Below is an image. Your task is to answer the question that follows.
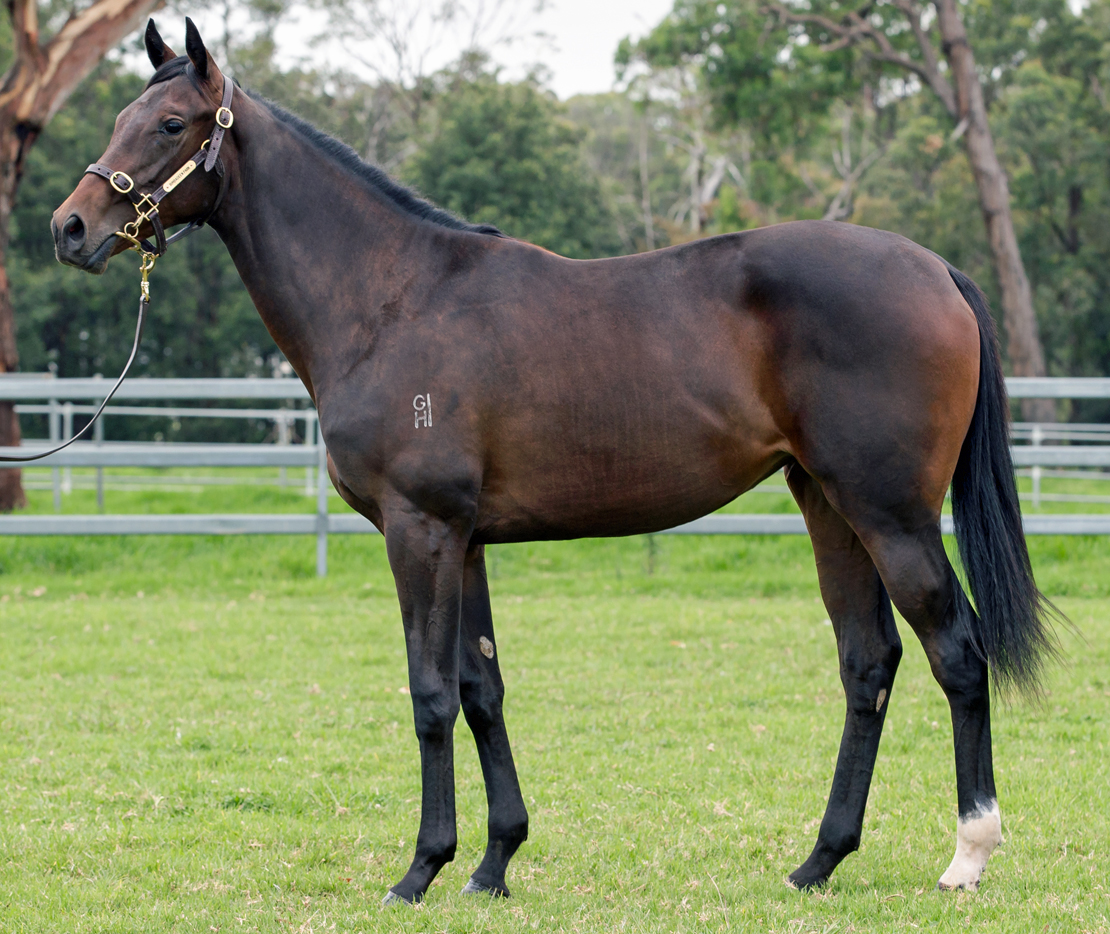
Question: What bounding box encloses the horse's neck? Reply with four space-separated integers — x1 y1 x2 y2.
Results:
209 102 433 396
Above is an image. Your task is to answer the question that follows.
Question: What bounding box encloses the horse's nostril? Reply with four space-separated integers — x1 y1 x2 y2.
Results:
63 214 86 249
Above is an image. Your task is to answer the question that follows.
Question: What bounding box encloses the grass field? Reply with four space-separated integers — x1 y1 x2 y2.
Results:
0 476 1108 932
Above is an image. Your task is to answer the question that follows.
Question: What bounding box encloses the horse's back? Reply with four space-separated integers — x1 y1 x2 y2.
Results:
455 222 979 540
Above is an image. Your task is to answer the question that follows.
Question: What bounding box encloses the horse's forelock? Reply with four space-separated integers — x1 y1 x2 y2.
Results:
145 56 203 91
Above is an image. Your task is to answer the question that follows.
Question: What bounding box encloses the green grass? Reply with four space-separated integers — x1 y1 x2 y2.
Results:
0 478 1108 932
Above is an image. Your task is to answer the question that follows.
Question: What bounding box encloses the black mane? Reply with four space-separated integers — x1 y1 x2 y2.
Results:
146 59 502 238
259 98 503 237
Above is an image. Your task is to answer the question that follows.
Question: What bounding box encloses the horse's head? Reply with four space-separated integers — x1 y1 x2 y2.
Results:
53 18 230 273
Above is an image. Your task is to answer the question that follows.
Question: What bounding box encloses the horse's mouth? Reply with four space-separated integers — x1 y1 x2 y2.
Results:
56 234 117 274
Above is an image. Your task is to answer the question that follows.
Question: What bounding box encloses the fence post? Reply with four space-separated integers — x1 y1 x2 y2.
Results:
94 401 105 513
304 411 316 497
1032 423 1043 510
49 398 60 512
316 420 328 578
62 402 73 495
277 412 290 487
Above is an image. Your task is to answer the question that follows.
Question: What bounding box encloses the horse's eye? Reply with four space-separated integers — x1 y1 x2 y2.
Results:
162 120 186 136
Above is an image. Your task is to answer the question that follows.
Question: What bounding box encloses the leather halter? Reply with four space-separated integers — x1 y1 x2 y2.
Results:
84 74 235 257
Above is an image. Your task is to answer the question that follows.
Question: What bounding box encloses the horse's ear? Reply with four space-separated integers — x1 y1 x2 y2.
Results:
145 19 177 70
184 17 210 82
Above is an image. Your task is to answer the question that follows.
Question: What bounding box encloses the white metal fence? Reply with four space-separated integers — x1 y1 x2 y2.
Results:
1 375 1109 577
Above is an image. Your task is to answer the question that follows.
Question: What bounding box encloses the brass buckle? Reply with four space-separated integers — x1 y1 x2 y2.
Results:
215 107 234 129
122 195 158 240
110 171 135 194
133 193 157 219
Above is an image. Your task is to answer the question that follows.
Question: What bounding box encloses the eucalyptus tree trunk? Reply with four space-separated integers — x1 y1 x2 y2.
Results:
0 0 163 509
0 123 32 509
769 0 1054 421
934 0 1054 422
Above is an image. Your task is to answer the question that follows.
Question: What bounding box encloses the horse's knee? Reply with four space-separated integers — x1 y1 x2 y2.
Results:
410 682 460 742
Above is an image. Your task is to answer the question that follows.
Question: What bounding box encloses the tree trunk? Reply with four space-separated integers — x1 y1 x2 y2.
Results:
0 0 164 510
935 0 1054 422
0 120 36 510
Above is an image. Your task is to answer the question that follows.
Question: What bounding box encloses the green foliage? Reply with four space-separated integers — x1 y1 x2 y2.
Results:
614 0 1110 387
403 70 622 258
621 0 864 147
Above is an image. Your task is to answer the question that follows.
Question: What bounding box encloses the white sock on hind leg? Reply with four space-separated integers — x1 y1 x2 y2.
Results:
937 800 1002 891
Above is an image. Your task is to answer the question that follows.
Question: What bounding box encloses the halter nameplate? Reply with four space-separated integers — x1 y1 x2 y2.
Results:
161 158 199 194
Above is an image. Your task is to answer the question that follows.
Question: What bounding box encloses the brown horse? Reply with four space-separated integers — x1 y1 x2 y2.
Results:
52 18 1055 903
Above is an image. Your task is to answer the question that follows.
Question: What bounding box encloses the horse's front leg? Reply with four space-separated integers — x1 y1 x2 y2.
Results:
382 509 472 904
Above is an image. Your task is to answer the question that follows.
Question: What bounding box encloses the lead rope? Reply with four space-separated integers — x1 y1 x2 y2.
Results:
0 75 234 464
0 249 152 463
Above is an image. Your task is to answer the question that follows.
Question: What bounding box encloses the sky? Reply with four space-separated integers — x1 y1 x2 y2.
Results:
494 0 677 98
184 0 678 101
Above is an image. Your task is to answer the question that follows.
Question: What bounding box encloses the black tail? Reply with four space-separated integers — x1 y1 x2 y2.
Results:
946 263 1059 692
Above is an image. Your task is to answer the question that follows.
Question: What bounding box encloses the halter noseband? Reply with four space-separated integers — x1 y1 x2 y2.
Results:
85 74 235 258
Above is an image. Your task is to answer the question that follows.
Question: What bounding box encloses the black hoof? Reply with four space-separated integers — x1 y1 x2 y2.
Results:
382 889 420 906
462 877 510 898
787 869 829 891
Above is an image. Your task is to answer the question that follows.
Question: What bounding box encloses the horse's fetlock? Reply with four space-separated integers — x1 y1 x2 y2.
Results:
490 811 529 848
817 821 861 858
417 833 457 866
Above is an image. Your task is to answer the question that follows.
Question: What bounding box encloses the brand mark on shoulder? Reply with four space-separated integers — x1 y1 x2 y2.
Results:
413 393 432 429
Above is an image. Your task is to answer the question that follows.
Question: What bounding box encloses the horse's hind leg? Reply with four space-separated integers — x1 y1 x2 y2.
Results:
861 525 1001 891
458 544 529 896
785 464 903 889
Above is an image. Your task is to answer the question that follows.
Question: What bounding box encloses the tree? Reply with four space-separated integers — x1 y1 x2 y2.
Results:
0 0 163 509
403 67 622 259
749 0 1053 417
627 0 1066 418
617 3 889 236
314 0 548 168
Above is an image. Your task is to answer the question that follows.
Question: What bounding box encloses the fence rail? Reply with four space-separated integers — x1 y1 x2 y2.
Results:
2 375 1110 577
0 375 312 400
0 442 317 468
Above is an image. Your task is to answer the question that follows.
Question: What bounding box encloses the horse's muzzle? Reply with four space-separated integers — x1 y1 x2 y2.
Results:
52 212 115 273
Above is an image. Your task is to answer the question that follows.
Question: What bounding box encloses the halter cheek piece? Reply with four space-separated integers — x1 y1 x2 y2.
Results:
0 77 236 465
84 74 235 258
